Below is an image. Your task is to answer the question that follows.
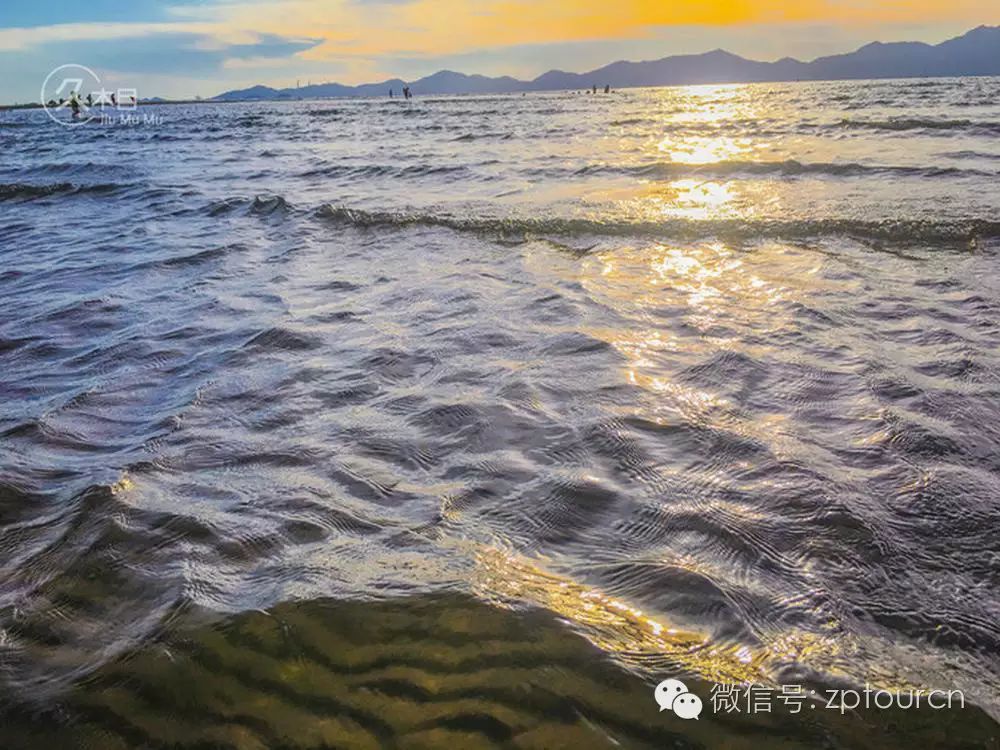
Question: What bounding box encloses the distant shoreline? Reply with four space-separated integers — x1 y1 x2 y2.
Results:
3 70 1000 111
219 71 999 103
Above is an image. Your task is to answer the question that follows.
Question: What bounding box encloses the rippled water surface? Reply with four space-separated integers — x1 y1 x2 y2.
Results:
2 78 1000 746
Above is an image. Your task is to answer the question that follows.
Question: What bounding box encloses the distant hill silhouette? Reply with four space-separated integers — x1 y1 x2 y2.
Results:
215 25 1000 100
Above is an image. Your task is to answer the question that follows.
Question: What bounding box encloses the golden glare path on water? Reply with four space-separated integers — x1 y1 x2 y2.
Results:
495 84 932 694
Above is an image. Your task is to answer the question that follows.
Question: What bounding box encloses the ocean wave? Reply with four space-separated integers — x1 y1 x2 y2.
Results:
569 159 991 180
0 161 137 179
838 118 1000 134
0 182 125 201
452 131 513 141
0 182 74 200
314 204 1000 246
250 194 291 215
200 194 293 216
300 163 473 179
305 108 344 120
939 150 1000 162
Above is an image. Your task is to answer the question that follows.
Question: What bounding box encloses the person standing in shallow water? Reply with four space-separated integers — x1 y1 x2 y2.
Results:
68 91 81 120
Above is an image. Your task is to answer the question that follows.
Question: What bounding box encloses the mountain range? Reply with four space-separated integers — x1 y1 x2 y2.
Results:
215 25 1000 100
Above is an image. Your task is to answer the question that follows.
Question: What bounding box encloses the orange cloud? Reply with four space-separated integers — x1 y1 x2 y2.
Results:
174 0 998 67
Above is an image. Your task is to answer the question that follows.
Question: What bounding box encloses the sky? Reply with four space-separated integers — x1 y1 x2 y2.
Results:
1 0 997 103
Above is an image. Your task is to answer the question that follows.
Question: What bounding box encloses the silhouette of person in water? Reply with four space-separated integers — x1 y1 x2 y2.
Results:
604 85 610 94
68 91 81 120
389 88 394 98
403 86 411 100
86 93 93 107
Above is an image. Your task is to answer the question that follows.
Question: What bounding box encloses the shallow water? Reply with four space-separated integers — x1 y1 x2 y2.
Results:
2 594 996 749
1 78 1000 745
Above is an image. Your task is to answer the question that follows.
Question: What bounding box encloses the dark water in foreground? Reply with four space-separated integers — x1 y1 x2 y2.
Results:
2 595 997 749
1 78 1000 747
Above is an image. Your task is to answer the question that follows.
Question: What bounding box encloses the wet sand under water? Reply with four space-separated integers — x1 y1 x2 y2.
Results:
0 594 996 750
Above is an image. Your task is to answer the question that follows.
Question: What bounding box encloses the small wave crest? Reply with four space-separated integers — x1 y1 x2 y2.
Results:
314 204 1000 246
571 159 991 180
838 117 1000 135
0 182 124 201
300 163 471 180
451 131 513 142
202 194 292 216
